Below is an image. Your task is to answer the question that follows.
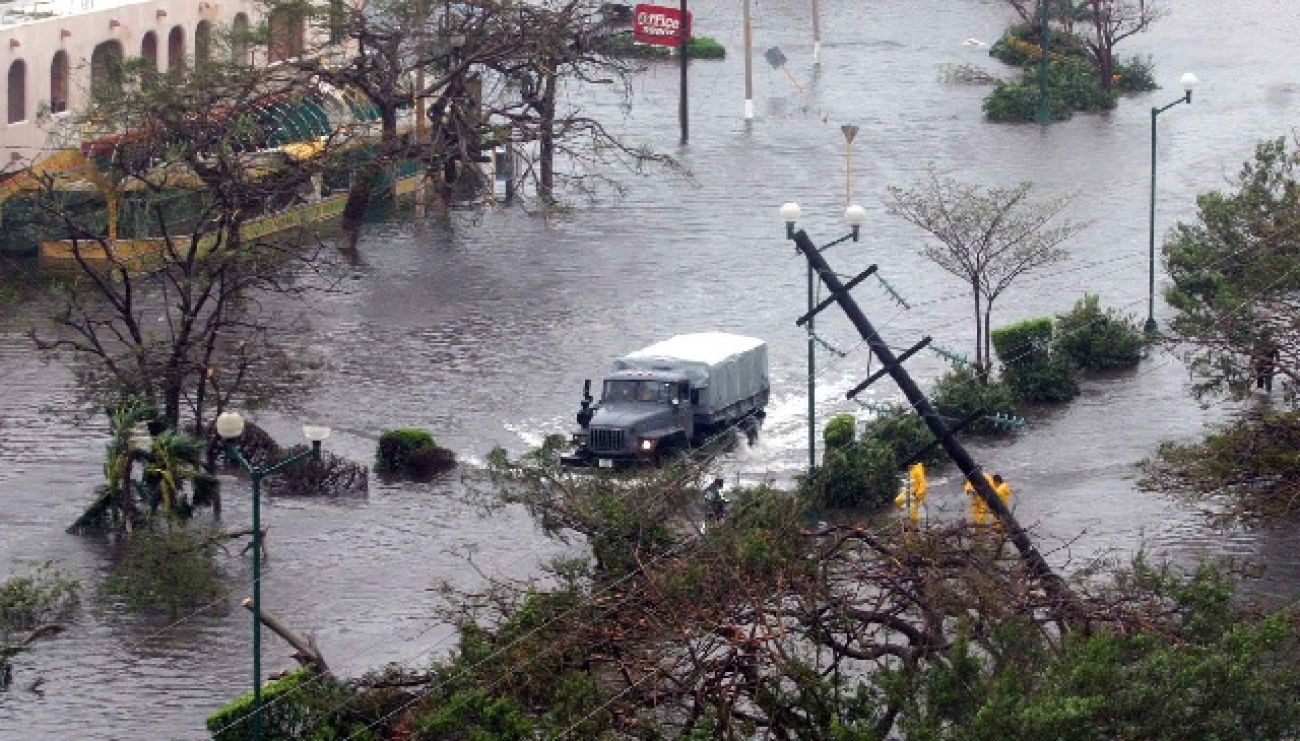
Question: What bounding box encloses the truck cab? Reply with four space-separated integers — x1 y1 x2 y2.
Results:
581 370 695 466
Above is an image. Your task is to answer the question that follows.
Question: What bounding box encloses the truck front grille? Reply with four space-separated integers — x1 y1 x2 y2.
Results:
588 428 625 452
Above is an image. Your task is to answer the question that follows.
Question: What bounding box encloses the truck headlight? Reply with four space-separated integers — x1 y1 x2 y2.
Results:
638 437 657 453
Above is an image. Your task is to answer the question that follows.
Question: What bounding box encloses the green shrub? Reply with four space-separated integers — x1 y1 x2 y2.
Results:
988 31 1033 66
1053 294 1145 371
984 60 1115 122
815 441 898 510
0 563 79 638
860 409 947 467
684 36 726 59
931 367 1017 435
376 428 454 476
823 414 857 450
604 33 670 59
988 24 1091 68
811 416 900 509
992 317 1054 369
993 317 1080 402
1113 54 1157 93
1005 356 1080 402
103 524 227 616
206 668 380 741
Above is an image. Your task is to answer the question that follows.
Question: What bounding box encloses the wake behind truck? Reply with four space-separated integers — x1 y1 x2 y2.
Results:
561 333 770 468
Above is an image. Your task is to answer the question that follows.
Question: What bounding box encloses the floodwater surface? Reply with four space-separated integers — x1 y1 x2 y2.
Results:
3 0 1299 737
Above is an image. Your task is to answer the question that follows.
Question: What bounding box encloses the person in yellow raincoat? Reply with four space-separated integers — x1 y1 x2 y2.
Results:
894 462 928 523
964 472 1011 526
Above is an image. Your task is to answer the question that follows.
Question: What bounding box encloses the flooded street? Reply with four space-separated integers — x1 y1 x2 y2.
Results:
3 0 1300 736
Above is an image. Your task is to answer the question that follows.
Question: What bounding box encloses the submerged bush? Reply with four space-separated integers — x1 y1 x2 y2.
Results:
1114 54 1157 93
812 415 900 509
986 60 1117 122
1144 411 1300 520
931 367 1017 435
860 408 948 467
993 317 1080 402
103 524 227 616
685 36 726 60
0 563 79 638
1053 293 1145 371
376 428 454 476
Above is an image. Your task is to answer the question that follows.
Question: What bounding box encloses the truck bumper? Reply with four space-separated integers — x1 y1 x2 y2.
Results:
560 449 654 469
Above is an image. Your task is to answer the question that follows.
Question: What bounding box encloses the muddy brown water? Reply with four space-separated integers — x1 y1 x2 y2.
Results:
3 0 1300 736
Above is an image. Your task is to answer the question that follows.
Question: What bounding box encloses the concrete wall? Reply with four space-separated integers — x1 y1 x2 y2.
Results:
1 0 264 170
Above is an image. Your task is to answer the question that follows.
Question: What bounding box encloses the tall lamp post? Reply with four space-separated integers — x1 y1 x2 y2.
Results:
216 412 331 741
1145 71 1199 335
781 202 866 475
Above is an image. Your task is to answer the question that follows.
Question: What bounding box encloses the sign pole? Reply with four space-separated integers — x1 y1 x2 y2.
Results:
679 0 689 142
811 0 822 65
743 0 753 120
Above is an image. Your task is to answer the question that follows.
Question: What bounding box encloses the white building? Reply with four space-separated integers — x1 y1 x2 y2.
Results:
0 0 317 171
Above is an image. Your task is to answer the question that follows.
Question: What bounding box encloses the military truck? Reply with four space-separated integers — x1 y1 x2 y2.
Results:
562 333 770 468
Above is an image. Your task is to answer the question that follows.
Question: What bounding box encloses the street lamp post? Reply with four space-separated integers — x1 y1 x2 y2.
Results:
781 202 866 475
1145 71 1199 335
216 412 331 741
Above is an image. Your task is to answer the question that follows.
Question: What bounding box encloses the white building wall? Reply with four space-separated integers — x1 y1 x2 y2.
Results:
1 0 265 170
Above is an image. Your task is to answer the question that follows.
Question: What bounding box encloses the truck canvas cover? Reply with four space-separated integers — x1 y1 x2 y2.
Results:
613 333 769 416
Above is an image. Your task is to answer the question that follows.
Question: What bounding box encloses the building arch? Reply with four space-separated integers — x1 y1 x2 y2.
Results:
90 40 125 98
141 31 159 72
167 25 185 81
267 6 304 62
7 59 25 123
231 13 250 64
49 51 68 113
195 20 212 69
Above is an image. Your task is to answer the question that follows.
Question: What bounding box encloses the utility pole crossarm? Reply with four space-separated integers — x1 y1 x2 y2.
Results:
789 229 1077 620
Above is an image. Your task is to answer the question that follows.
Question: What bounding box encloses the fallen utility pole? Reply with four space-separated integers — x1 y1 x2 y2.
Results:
790 229 1077 619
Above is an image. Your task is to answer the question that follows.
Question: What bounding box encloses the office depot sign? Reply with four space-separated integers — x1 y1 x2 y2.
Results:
633 4 692 47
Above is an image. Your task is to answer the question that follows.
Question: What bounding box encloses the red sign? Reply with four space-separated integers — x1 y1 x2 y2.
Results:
633 4 692 47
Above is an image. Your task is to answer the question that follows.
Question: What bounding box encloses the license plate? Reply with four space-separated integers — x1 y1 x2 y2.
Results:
598 459 613 468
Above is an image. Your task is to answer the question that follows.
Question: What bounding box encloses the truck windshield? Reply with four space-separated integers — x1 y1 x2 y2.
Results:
603 380 678 404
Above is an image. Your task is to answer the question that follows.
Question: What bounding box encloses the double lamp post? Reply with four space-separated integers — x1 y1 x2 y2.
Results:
779 202 866 475
215 411 331 741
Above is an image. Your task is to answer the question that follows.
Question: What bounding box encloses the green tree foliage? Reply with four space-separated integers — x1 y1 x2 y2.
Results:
1163 136 1300 400
1053 293 1144 371
236 438 1299 739
992 317 1080 402
931 367 1018 435
812 414 900 509
881 564 1300 740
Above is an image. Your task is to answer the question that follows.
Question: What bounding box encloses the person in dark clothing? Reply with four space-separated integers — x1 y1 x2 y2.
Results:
1254 340 1280 392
